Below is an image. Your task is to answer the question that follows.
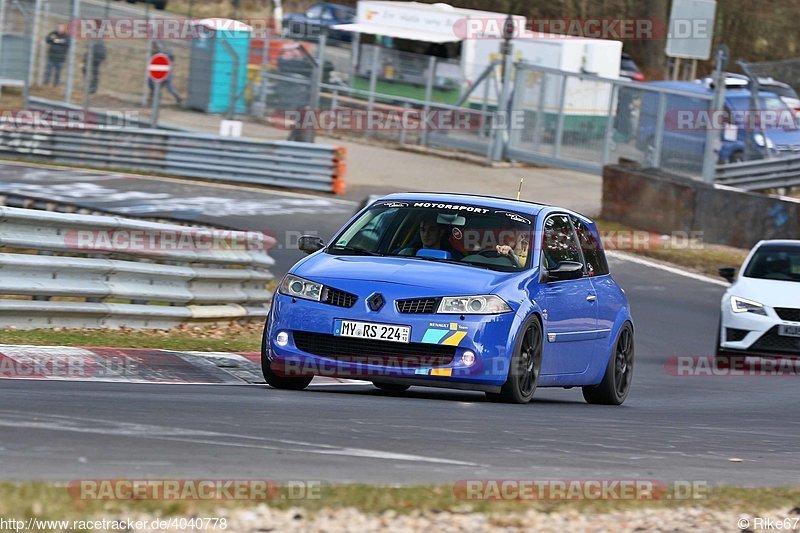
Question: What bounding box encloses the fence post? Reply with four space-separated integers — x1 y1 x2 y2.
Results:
309 29 326 111
420 55 436 146
507 64 525 149
703 47 728 183
37 0 49 86
601 83 618 165
82 35 94 110
532 72 547 151
28 0 42 89
490 49 513 162
552 74 568 158
651 91 667 167
140 2 152 107
366 45 380 138
64 0 79 103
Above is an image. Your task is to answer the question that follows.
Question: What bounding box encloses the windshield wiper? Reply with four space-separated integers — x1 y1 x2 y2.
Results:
403 255 494 271
328 245 382 256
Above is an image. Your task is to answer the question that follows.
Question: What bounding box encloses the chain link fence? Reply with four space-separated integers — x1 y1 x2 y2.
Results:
7 6 746 181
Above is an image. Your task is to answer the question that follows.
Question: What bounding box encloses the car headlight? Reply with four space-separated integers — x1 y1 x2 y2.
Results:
753 133 774 149
279 274 323 301
730 295 767 316
437 295 511 314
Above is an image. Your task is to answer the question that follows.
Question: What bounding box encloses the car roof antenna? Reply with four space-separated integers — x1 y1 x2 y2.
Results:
516 177 525 201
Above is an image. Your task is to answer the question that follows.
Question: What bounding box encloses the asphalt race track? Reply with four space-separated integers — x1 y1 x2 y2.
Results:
2 256 799 485
0 162 797 486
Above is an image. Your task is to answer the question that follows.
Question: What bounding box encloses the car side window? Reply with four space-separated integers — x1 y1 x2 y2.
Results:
573 217 610 277
541 214 583 271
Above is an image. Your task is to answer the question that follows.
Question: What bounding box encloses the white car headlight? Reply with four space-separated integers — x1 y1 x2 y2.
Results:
279 274 323 301
437 295 511 314
730 295 767 316
753 133 765 147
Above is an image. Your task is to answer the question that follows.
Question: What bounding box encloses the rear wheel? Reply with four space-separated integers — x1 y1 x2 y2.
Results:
372 382 410 392
486 318 542 404
583 323 634 405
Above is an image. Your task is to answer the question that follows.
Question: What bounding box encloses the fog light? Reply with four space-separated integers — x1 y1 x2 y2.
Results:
461 350 476 366
275 331 289 347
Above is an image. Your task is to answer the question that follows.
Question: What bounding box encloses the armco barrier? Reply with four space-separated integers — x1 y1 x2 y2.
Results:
716 153 800 191
0 206 276 329
0 123 347 194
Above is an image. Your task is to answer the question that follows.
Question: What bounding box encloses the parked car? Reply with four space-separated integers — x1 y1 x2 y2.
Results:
262 193 635 405
620 52 645 82
639 81 800 165
116 0 167 10
717 240 800 358
702 73 800 117
282 3 356 42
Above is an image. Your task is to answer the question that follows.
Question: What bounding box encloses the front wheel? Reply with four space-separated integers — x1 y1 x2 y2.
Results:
583 323 634 405
486 317 542 404
372 382 410 392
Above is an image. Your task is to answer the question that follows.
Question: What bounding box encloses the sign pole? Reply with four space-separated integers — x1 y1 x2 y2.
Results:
150 80 162 128
147 52 172 129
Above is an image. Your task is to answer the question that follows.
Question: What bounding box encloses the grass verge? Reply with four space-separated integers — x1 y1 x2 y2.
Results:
1 482 798 524
0 323 264 352
595 218 748 279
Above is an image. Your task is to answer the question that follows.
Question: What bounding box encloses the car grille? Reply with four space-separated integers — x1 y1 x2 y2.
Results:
322 287 357 308
725 328 748 342
775 308 800 322
749 326 800 354
292 331 455 367
396 297 440 314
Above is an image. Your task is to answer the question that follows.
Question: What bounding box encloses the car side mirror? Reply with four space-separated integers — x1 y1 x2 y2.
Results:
718 266 736 283
298 235 325 254
545 261 584 282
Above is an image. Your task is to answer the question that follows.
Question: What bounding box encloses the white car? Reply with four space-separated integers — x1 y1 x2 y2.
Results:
717 240 800 357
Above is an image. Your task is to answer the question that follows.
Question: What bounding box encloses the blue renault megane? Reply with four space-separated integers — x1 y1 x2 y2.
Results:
261 193 634 404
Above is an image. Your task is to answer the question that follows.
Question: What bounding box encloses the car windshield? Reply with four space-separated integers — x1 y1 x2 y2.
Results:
761 84 799 100
328 201 534 272
743 244 800 282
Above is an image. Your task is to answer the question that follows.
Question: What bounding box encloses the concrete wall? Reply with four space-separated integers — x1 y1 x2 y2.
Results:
602 164 800 248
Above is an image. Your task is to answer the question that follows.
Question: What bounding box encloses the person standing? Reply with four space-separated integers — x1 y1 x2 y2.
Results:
82 21 107 95
44 24 70 86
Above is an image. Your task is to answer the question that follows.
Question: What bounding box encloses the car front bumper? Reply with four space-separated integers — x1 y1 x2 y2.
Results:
720 303 800 356
264 291 521 391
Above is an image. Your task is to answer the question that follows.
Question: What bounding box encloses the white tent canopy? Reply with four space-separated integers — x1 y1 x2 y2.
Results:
332 22 459 43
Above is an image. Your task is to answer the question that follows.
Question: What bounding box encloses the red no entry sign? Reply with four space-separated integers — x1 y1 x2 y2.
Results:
148 53 171 82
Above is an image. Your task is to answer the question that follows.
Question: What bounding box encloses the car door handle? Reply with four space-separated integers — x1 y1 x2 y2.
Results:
586 294 597 302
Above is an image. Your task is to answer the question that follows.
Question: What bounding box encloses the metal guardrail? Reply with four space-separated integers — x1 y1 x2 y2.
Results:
0 123 347 194
716 154 800 191
0 206 276 329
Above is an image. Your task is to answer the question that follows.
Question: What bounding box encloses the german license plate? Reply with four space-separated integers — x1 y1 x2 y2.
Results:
334 319 410 343
778 324 800 337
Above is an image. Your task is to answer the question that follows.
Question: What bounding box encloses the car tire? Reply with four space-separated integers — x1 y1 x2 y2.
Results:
486 316 542 404
372 382 410 392
261 325 313 391
728 151 745 164
582 322 634 405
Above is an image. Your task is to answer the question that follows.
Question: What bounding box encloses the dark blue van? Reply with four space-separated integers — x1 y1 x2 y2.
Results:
638 81 800 165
